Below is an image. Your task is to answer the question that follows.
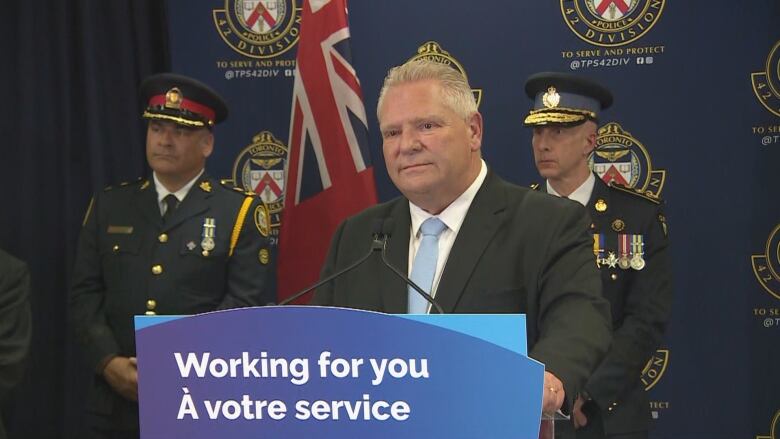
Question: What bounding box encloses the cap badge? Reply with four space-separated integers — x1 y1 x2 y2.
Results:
165 87 183 110
542 86 560 108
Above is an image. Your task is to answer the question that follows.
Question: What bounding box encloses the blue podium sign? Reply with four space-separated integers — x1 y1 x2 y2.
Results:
135 306 543 438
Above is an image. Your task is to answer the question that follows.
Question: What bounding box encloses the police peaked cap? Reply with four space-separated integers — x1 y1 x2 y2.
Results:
140 73 228 128
523 72 613 126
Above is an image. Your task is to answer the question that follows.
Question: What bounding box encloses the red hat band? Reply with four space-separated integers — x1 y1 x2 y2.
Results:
147 93 216 124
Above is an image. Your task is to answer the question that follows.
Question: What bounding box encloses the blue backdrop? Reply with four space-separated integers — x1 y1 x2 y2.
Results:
163 2 780 438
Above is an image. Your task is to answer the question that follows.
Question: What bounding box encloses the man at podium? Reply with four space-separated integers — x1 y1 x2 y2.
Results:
312 60 612 417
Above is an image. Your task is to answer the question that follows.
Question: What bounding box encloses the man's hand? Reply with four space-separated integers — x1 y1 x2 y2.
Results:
542 371 565 414
102 356 138 401
572 395 589 429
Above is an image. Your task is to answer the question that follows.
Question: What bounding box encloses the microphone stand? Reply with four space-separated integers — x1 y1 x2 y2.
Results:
278 234 385 306
379 239 445 315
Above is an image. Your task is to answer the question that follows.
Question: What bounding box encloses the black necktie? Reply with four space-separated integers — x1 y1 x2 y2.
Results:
162 194 178 223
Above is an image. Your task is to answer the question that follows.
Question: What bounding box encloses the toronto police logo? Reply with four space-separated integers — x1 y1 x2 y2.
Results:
751 40 780 117
214 0 302 59
752 224 780 301
232 131 288 242
756 410 780 439
640 348 668 391
561 0 665 47
407 41 483 107
589 122 667 198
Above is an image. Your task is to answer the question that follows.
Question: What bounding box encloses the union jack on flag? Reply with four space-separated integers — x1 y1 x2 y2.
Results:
277 0 377 302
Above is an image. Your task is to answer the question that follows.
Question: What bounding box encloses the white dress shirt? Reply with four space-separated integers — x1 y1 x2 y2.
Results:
153 169 205 215
407 160 488 312
546 172 595 207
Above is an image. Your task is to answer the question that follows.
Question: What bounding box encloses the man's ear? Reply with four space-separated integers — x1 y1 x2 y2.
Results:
583 122 597 156
201 131 214 159
467 112 484 152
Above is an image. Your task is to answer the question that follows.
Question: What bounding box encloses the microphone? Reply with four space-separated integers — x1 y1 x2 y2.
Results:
278 219 386 306
378 218 445 315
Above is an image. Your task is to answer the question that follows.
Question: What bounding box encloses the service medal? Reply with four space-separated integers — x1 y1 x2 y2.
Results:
201 218 216 252
630 234 645 271
593 233 605 267
605 251 619 269
630 254 646 271
618 234 631 270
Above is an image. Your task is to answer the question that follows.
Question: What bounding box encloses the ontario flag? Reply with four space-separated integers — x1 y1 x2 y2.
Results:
277 0 378 302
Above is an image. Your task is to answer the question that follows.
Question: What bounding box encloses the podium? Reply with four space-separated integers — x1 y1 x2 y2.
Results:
135 306 548 438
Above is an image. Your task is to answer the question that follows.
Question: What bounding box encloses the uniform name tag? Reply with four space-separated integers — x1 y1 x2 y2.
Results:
107 225 134 234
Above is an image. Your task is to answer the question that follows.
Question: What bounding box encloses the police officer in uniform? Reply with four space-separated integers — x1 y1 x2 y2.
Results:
69 73 274 438
524 72 672 439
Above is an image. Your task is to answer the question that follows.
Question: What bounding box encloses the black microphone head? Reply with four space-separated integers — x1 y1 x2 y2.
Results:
371 218 384 237
382 218 394 237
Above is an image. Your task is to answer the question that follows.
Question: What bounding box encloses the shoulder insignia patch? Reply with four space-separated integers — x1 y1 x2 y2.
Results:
259 248 270 265
609 183 662 204
530 183 541 191
254 203 271 238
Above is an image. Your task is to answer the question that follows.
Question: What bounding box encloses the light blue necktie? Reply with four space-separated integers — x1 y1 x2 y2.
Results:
408 217 447 313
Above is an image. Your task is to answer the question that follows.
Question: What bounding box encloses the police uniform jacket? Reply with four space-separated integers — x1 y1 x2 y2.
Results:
0 249 31 439
69 174 273 427
542 174 672 437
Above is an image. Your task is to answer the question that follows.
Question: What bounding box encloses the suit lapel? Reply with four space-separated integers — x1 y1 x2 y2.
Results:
379 200 411 314
435 171 506 313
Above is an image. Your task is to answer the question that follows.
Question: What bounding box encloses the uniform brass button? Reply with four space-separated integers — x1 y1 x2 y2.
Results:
112 245 119 252
158 233 168 243
611 273 618 281
202 250 209 257
152 264 163 275
146 299 157 310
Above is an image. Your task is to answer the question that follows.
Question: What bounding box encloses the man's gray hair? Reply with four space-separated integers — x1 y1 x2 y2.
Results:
377 59 477 120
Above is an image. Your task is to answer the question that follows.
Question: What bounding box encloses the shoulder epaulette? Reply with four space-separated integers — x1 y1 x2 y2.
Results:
104 177 145 192
530 183 541 191
220 180 258 197
609 183 661 204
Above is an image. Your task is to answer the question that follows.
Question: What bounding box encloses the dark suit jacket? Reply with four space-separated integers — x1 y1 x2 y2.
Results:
69 174 274 429
312 170 612 408
0 249 31 439
543 175 672 437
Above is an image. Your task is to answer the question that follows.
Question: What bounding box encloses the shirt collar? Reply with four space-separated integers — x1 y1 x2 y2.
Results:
153 169 205 204
409 159 488 236
546 172 595 207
